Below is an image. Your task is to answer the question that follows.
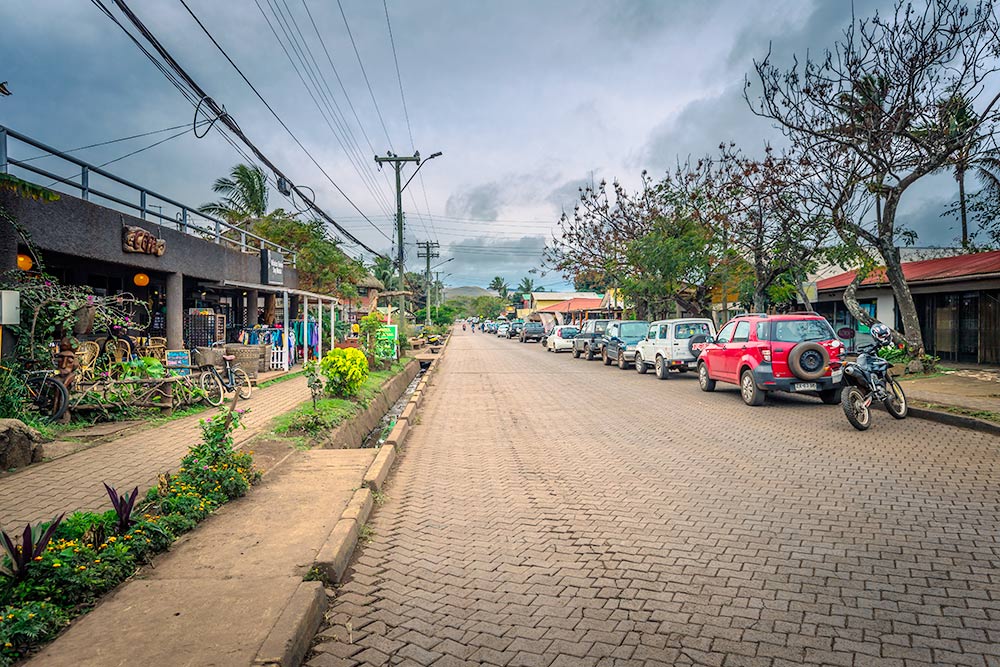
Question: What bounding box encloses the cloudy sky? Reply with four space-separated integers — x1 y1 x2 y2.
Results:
1 0 967 290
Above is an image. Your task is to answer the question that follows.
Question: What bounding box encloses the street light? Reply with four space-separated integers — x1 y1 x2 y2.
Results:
431 257 455 271
402 151 443 192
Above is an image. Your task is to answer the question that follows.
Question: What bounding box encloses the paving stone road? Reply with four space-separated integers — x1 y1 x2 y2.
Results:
310 332 1000 667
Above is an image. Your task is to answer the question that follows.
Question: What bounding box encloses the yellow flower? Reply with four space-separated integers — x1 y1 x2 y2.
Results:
52 562 61 568
78 566 87 571
94 559 101 564
27 613 34 619
34 556 43 561
5 642 12 648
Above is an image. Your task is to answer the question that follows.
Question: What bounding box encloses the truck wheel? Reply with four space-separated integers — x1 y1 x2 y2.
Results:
585 345 595 361
602 348 612 365
656 356 669 380
573 346 581 359
740 369 765 406
618 351 628 370
635 354 647 374
698 362 715 392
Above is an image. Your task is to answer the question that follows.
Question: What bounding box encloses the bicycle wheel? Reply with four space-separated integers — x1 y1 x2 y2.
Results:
25 376 69 422
232 368 252 400
199 371 224 407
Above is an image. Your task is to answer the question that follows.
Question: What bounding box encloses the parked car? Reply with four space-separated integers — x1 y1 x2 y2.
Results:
697 313 844 406
496 323 510 337
572 319 612 360
634 318 716 379
545 325 579 352
507 322 524 339
601 320 650 368
520 321 545 343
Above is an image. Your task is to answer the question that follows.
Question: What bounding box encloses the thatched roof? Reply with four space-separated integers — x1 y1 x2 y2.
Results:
356 274 385 290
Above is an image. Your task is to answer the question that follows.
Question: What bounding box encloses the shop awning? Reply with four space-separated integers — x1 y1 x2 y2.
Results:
220 279 339 303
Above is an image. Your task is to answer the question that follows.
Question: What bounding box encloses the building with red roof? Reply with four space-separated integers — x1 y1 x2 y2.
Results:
815 249 1000 364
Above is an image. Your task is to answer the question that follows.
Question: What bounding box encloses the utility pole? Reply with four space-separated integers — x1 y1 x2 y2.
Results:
374 151 442 340
416 241 440 326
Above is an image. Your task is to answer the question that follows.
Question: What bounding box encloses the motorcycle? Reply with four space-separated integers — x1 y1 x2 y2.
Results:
840 343 908 430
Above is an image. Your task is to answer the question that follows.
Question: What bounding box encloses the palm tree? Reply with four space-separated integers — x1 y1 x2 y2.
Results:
371 256 396 290
488 276 509 299
199 164 269 227
516 276 540 294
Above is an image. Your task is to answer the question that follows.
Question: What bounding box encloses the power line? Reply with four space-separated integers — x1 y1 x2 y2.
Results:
20 121 200 163
382 0 438 244
162 0 389 255
338 0 393 150
258 0 397 223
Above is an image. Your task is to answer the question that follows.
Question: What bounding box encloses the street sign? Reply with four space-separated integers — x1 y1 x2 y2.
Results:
376 324 398 359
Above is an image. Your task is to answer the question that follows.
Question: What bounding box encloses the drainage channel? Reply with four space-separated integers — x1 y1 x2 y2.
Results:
360 367 426 448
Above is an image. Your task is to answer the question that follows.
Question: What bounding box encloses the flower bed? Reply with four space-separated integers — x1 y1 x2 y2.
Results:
0 409 260 665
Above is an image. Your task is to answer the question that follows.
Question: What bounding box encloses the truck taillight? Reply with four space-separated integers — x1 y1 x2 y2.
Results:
762 348 772 362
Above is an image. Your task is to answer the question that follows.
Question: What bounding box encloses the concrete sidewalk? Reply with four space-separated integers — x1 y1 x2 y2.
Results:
0 375 309 528
901 367 1000 413
29 447 376 667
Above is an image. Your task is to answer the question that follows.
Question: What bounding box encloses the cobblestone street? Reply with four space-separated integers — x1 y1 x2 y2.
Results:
312 331 1000 667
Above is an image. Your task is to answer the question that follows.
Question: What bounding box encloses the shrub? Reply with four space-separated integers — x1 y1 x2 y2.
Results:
0 601 68 666
318 348 369 398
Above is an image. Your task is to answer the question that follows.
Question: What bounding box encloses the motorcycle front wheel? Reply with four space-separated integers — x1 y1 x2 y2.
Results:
883 376 908 419
842 386 871 431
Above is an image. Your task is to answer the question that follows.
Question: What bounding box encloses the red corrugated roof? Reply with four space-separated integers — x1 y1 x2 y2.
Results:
537 297 604 313
817 249 1000 291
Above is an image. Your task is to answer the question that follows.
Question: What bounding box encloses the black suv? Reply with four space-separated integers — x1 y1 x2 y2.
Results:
572 319 612 360
507 322 524 339
520 321 545 343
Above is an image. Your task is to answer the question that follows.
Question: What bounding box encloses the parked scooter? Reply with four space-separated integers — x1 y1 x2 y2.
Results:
840 323 908 431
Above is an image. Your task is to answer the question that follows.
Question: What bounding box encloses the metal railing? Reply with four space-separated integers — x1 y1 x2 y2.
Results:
0 125 296 267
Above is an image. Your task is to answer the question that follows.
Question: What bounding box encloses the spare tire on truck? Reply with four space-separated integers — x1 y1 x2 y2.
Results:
688 334 712 358
788 342 829 381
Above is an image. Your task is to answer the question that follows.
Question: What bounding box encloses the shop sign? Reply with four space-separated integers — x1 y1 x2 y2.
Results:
375 324 398 359
122 225 166 256
165 349 191 376
261 249 285 285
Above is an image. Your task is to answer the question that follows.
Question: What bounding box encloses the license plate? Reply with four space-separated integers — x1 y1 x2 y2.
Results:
793 383 818 392
687 361 698 368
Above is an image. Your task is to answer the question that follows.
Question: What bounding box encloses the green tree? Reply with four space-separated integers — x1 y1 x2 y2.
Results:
488 276 510 300
516 276 538 294
371 256 396 290
198 164 268 226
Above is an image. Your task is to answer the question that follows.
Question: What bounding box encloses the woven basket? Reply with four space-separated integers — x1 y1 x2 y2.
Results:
257 343 271 373
194 346 222 368
225 345 260 380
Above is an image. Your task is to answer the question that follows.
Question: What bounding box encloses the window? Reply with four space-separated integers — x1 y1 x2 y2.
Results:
733 321 751 343
716 321 737 343
648 326 657 340
620 322 648 338
756 322 769 341
772 319 836 343
607 323 618 337
674 322 711 339
658 325 669 339
594 321 609 334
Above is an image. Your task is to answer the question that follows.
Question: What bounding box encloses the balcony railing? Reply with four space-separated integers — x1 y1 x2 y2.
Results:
0 125 296 266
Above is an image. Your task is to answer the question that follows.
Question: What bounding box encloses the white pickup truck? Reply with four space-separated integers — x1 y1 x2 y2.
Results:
634 318 717 379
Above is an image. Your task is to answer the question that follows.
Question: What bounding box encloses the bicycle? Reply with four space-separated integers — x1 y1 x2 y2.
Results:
0 361 69 422
196 354 252 407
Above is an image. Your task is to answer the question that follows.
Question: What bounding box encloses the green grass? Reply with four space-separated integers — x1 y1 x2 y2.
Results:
269 359 411 440
919 403 1000 424
258 370 305 388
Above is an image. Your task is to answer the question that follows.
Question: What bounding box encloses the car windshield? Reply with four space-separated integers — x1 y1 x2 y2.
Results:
772 319 835 342
562 327 579 335
619 322 648 338
593 321 609 334
674 322 711 339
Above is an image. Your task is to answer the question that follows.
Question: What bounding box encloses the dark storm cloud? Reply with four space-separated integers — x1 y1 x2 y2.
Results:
545 177 592 212
444 183 503 221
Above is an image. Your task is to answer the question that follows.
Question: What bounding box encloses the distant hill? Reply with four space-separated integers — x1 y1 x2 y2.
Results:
444 286 496 299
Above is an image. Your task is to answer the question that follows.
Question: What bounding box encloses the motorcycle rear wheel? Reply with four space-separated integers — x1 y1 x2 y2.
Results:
883 377 908 419
842 386 871 431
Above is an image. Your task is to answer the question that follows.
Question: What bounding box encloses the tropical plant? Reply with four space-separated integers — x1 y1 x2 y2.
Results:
0 515 65 582
488 276 510 300
198 164 268 226
371 256 397 291
304 361 324 410
0 601 68 665
102 484 139 535
515 276 538 294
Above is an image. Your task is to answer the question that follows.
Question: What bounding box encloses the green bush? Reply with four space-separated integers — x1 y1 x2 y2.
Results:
318 348 369 398
0 601 68 666
0 406 263 663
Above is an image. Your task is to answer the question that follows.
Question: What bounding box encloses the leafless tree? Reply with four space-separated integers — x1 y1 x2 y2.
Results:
746 0 1000 349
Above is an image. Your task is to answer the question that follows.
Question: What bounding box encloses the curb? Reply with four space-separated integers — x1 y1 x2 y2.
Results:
253 581 326 666
908 405 1000 437
311 337 449 590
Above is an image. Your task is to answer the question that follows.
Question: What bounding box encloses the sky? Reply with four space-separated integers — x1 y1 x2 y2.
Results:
0 0 971 291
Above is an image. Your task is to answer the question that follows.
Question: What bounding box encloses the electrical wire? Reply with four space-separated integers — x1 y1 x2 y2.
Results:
141 0 390 256
19 121 199 163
